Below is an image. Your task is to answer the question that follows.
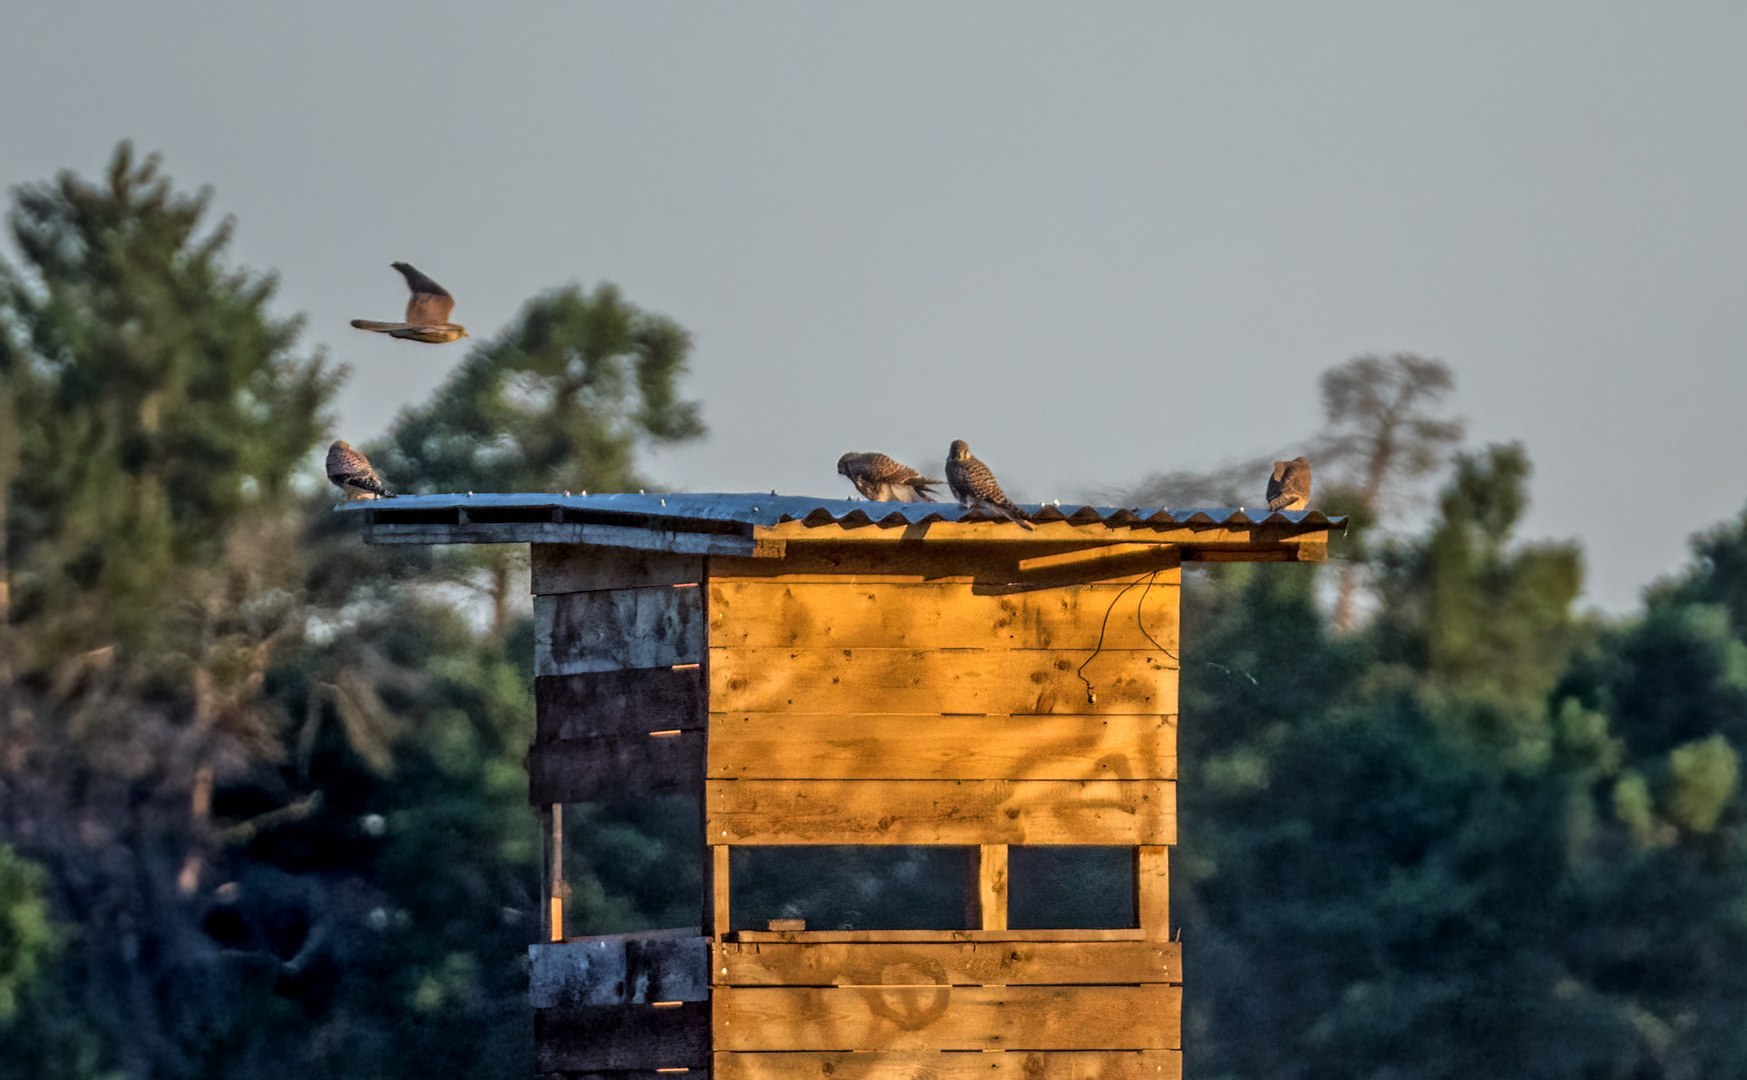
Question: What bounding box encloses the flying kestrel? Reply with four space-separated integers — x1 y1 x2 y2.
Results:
1266 457 1311 511
837 452 943 502
350 262 468 343
327 440 391 501
945 440 1033 530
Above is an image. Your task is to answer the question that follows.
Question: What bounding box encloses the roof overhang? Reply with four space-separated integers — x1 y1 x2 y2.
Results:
340 493 1344 563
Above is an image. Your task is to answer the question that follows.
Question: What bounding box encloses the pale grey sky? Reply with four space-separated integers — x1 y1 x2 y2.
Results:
4 2 1745 613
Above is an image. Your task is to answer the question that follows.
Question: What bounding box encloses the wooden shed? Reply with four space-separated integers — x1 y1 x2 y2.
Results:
348 492 1343 1080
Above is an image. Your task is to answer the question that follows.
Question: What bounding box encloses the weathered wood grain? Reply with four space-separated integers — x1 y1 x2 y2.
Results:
532 544 704 594
706 779 1175 846
711 544 1183 587
535 667 706 741
712 1050 1183 1080
709 648 1177 716
730 928 1147 944
707 581 1178 651
529 935 709 1006
536 586 704 676
1137 846 1170 943
977 846 1008 932
706 713 1177 781
714 939 1179 988
535 1001 710 1072
528 731 704 804
712 984 1180 1051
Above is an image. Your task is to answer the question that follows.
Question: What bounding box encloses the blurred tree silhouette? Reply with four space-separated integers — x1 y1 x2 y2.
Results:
0 146 707 1080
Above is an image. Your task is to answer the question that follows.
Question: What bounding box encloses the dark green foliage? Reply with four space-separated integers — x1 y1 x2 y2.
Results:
1181 446 1747 1080
0 146 706 1080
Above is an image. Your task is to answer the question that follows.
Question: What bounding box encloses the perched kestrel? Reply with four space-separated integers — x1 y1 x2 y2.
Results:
327 440 391 501
837 452 943 502
945 440 1033 530
350 262 468 343
1266 457 1312 511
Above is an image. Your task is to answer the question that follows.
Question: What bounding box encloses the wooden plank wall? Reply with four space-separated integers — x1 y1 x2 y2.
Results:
528 545 708 806
705 542 1182 1077
528 545 714 1077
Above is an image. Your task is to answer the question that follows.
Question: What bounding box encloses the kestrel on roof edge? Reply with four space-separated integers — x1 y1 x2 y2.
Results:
1266 457 1311 511
945 440 1033 530
837 452 943 502
350 262 468 343
327 440 391 501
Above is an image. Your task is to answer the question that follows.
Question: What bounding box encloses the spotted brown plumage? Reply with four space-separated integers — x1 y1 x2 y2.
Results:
1266 457 1311 511
836 452 943 502
350 262 468 343
327 440 391 500
945 439 1033 530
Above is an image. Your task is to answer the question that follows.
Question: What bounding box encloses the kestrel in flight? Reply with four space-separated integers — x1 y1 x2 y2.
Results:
945 440 1033 530
327 440 391 501
350 262 468 343
1266 457 1311 511
837 452 944 502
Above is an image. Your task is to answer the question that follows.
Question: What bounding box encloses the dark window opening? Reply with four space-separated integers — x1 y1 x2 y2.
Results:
730 846 975 932
1008 846 1137 930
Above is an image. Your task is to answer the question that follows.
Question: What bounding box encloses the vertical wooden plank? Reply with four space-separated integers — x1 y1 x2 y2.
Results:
979 845 1008 932
712 844 732 941
543 804 564 942
1137 846 1169 943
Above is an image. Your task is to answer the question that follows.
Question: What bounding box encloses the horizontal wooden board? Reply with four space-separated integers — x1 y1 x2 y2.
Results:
715 940 1179 987
713 984 1180 1051
530 935 709 1006
711 544 1182 588
532 544 704 593
535 1000 710 1072
729 929 1147 944
709 648 1177 716
536 667 706 741
707 713 1176 781
537 586 704 676
528 731 704 804
707 581 1178 652
706 779 1175 846
712 1049 1182 1080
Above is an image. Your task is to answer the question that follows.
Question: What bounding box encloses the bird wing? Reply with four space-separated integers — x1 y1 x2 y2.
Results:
351 320 413 333
395 263 456 324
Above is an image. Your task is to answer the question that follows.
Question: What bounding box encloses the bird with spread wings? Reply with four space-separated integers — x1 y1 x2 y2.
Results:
351 262 468 343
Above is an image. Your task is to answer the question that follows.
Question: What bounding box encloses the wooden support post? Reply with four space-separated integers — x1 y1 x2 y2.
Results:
712 845 731 940
978 844 1008 932
542 804 564 943
1137 845 1170 942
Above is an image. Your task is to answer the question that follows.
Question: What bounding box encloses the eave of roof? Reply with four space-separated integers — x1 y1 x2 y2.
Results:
340 492 1344 561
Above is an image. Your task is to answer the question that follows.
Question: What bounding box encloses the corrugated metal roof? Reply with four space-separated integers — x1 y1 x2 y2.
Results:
343 491 1345 531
